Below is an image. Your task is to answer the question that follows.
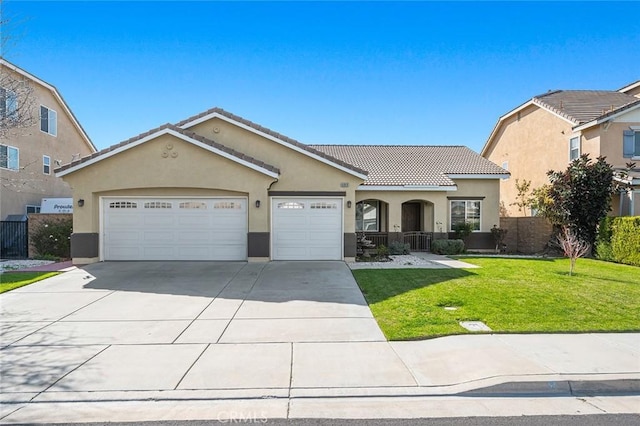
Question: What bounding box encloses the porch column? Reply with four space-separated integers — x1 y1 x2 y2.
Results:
387 202 403 243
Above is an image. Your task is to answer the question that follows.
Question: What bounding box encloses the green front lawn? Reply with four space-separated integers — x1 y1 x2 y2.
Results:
353 257 640 340
0 272 58 294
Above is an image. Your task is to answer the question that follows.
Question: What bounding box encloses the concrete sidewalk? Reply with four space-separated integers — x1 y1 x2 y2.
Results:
0 262 638 423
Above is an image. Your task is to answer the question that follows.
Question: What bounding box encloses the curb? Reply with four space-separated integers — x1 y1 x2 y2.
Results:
459 379 640 397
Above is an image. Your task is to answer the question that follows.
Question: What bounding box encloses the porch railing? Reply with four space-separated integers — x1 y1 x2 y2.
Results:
361 231 433 252
403 231 433 252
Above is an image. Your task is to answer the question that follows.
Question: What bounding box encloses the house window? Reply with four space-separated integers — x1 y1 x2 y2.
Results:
40 105 57 136
450 200 481 231
214 201 242 210
25 205 41 214
569 136 580 161
43 155 51 175
179 201 207 209
109 201 137 209
144 201 172 209
0 88 17 120
310 202 337 209
356 200 379 231
277 202 304 209
623 129 640 158
0 144 19 170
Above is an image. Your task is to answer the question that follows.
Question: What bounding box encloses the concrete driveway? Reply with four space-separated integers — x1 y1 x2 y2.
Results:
1 261 403 397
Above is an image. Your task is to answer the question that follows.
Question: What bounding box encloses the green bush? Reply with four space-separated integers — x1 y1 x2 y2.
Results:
30 218 72 259
610 217 640 267
431 239 465 255
388 241 410 255
453 222 474 240
376 244 390 259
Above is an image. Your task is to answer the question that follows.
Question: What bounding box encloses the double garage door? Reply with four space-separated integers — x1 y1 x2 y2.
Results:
103 198 247 261
102 197 343 261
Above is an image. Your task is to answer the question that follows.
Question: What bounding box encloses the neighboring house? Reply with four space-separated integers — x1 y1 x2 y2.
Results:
56 108 508 264
481 80 640 217
0 59 96 219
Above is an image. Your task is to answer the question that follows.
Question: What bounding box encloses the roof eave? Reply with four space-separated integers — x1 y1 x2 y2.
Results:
447 173 510 179
573 101 640 132
356 185 458 192
179 111 368 180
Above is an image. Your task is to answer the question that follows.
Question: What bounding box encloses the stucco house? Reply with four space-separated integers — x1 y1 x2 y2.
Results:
0 59 96 219
56 108 508 264
481 80 640 217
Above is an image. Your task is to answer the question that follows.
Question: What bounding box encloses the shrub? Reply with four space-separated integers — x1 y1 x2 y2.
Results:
595 217 615 261
610 217 640 267
388 241 410 255
431 239 465 255
30 218 72 259
453 222 474 241
376 244 390 259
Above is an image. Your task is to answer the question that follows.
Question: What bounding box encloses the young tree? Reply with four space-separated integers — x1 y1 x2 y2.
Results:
556 226 590 276
510 178 533 216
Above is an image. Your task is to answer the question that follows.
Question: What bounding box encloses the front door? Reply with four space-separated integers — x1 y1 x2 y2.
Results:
402 202 421 232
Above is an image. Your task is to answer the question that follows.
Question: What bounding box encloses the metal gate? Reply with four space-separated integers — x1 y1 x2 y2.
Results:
403 231 433 252
1 221 29 259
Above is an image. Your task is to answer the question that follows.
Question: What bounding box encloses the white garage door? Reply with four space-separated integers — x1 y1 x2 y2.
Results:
103 198 247 261
271 198 343 260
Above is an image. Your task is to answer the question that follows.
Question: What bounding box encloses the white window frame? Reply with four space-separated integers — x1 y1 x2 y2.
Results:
43 155 51 175
0 144 19 170
40 105 57 136
25 205 41 214
569 136 580 161
449 200 482 232
0 87 18 120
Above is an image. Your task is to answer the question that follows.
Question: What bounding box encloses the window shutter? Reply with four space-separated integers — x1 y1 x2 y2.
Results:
623 130 635 158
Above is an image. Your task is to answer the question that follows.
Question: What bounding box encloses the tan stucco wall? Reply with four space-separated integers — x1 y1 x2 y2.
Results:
186 117 363 231
485 106 577 217
0 65 94 219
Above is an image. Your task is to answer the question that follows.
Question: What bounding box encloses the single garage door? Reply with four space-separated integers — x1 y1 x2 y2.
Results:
103 198 247 261
271 198 343 260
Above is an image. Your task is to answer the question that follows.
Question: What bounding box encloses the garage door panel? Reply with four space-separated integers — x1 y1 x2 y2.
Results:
271 198 343 261
103 198 247 261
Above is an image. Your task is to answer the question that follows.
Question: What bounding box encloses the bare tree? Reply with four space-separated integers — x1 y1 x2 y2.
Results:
556 226 591 276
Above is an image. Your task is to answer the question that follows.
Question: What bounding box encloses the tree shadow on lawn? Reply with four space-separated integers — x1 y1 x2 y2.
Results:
352 268 478 304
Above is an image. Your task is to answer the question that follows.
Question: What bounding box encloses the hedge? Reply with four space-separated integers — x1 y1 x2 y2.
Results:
431 239 465 255
596 216 640 267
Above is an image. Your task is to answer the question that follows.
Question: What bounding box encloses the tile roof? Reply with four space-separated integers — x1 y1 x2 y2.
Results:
533 90 640 124
176 107 368 176
55 123 280 175
309 145 508 187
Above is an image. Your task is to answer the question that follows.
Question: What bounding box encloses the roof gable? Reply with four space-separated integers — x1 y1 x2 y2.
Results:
310 145 508 189
533 90 639 124
0 58 96 152
177 107 368 179
55 124 280 178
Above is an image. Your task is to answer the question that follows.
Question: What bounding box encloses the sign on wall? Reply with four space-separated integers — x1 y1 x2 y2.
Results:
40 198 73 214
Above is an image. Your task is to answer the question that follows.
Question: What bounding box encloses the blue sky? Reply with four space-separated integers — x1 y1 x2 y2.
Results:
4 1 639 152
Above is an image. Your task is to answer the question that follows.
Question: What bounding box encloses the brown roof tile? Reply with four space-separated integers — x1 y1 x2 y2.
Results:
176 107 368 176
309 145 508 187
533 90 639 124
55 123 280 175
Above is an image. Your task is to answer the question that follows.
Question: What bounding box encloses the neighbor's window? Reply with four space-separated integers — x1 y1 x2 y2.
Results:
356 200 379 232
450 200 481 231
43 155 51 175
0 144 19 170
40 105 57 136
569 136 580 161
0 88 17 119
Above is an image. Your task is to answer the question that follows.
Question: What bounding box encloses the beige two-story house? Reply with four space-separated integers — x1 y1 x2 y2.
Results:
56 107 508 264
481 81 640 217
0 59 96 219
